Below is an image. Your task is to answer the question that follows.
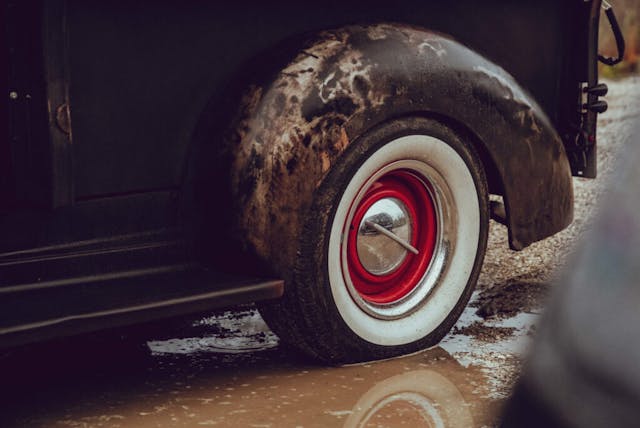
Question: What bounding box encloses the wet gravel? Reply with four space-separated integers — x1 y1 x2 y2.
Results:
440 75 640 399
478 76 640 297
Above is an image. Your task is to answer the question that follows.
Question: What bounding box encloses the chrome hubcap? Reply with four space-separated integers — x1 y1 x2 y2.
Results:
356 198 414 276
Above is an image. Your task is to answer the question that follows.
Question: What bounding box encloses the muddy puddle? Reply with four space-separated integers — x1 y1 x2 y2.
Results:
1 307 512 428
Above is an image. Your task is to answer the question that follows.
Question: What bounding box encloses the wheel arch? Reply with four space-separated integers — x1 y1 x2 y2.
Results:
208 23 572 273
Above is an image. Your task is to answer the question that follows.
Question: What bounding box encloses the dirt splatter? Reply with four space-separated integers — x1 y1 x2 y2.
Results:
473 275 550 319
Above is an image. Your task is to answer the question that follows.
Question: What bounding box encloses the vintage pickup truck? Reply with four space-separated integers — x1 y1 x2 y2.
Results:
1 0 623 362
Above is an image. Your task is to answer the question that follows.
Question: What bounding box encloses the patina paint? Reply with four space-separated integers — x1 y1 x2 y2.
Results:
225 24 573 275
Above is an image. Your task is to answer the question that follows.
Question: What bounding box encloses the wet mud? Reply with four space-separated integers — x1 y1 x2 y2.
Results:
453 323 517 343
473 274 550 320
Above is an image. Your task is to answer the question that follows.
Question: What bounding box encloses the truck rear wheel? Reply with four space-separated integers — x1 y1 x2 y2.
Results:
258 117 488 363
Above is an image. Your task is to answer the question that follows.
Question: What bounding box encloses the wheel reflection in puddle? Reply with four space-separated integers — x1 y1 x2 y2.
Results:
344 370 473 428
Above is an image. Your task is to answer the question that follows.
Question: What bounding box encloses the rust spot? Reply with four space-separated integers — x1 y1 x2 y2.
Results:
321 152 331 173
274 93 286 112
352 75 371 99
335 128 350 153
286 157 297 173
301 93 358 122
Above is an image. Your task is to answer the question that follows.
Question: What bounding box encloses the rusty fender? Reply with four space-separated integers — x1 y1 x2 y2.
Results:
225 23 573 272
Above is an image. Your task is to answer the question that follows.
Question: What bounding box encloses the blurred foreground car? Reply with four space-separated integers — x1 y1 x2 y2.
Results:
501 123 640 428
0 0 623 363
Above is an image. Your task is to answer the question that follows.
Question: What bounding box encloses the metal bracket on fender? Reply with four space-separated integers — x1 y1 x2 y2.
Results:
225 24 573 257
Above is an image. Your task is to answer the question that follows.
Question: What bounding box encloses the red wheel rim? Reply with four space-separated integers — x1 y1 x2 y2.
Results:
345 170 438 304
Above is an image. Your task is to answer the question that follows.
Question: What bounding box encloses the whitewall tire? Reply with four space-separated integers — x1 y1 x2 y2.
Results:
258 117 488 363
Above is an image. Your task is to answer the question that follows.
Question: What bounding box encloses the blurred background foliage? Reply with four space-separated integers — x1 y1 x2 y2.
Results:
599 0 640 77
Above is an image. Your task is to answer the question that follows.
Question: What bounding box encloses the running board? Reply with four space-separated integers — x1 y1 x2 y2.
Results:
0 267 283 349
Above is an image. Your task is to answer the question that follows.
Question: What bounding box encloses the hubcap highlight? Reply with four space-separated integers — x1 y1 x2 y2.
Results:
356 197 413 276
